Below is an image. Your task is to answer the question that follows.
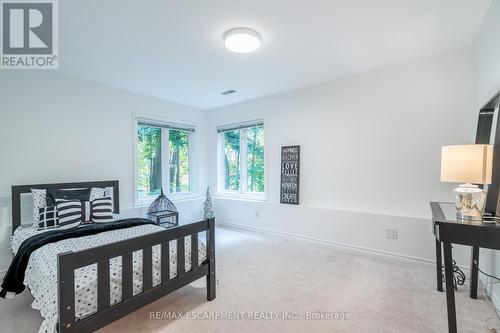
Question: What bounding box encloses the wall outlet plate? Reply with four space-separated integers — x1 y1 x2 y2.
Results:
385 228 398 240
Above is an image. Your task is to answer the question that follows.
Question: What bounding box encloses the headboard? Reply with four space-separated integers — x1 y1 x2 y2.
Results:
11 180 120 233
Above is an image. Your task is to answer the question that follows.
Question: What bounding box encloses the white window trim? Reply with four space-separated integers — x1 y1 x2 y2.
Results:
216 122 267 201
134 118 197 206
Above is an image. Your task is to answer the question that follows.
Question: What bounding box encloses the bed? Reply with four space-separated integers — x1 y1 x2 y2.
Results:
6 180 216 333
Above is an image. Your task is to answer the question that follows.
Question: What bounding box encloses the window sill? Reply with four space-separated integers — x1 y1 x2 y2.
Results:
214 192 268 202
135 193 202 208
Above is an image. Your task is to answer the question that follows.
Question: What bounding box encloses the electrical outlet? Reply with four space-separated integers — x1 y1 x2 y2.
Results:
385 228 398 240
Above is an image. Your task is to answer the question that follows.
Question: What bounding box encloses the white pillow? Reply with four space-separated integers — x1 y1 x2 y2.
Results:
90 187 105 201
31 189 47 226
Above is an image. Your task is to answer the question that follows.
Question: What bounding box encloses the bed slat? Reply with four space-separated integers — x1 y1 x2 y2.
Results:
191 233 198 270
97 259 110 311
207 219 216 301
177 237 185 277
161 242 169 283
122 253 133 300
58 252 76 332
142 247 153 291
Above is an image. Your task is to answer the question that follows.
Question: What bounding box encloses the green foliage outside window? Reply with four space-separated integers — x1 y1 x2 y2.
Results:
137 125 191 199
222 125 264 193
169 129 190 193
224 129 240 190
137 125 162 198
247 125 264 192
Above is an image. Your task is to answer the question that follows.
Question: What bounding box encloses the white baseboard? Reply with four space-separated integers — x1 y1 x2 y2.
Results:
217 219 469 272
491 289 500 314
480 275 500 315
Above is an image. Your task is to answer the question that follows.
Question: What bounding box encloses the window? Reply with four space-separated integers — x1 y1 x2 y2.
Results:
169 129 190 193
136 119 194 203
218 122 265 197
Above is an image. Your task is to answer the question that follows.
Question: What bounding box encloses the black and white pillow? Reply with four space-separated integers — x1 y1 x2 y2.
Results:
37 207 58 230
47 188 91 206
91 197 114 223
56 199 83 229
32 187 105 228
31 189 47 227
55 197 113 227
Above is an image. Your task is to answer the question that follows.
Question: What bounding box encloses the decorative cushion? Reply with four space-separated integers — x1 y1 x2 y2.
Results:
90 187 105 201
31 189 47 226
55 199 82 229
37 207 58 230
91 197 114 223
46 188 91 206
55 197 113 228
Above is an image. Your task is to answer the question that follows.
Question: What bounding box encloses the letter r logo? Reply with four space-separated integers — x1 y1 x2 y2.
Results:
2 2 53 54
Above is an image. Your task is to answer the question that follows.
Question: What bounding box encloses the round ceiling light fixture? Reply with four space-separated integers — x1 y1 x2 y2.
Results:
223 28 261 53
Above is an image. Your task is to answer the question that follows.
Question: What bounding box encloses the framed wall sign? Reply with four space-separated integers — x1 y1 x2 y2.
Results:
280 145 300 205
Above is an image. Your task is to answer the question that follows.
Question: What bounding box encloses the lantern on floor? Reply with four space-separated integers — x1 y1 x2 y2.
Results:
147 188 179 228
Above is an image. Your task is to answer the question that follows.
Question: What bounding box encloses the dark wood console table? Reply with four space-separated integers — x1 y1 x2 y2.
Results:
431 201 500 333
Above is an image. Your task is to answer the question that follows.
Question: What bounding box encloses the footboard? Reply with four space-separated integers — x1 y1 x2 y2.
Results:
57 218 216 333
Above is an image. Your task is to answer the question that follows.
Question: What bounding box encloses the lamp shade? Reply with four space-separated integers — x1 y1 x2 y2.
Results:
440 144 493 184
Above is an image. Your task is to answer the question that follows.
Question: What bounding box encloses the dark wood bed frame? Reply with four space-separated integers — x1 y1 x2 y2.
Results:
11 180 216 333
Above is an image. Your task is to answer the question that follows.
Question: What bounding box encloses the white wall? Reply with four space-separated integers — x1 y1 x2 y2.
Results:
0 71 209 270
209 50 475 265
472 0 500 311
0 46 481 274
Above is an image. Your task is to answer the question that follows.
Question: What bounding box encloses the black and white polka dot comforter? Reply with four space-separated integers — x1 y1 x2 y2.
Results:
11 224 207 333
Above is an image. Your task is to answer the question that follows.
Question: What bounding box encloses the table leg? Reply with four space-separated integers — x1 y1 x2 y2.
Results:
436 238 443 292
470 246 479 299
443 242 457 333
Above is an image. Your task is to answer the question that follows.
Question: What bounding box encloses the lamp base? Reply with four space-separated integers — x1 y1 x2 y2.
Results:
454 184 486 221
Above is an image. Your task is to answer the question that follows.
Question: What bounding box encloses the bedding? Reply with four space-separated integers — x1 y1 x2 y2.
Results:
7 221 207 333
2 219 157 295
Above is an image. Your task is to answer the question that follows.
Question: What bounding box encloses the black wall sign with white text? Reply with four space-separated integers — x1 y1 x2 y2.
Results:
280 145 300 205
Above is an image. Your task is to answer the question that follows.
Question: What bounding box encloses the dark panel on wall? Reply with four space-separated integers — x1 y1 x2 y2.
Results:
280 145 300 205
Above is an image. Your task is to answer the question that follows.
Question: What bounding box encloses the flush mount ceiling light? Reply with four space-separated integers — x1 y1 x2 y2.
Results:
223 28 261 53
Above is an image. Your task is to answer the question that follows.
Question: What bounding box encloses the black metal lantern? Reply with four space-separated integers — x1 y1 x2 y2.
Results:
147 188 179 228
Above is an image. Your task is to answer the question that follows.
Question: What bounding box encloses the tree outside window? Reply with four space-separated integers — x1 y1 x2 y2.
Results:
137 123 192 202
219 123 265 196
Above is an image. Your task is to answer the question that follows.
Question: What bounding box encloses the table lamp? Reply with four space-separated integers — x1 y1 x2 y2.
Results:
441 144 493 220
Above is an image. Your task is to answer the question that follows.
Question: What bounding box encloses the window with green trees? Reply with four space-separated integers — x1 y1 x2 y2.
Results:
137 122 193 202
219 123 264 195
137 125 162 198
246 125 264 192
169 129 190 193
223 129 240 191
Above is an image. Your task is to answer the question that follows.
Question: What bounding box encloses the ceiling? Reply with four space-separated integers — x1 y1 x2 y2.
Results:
58 0 491 109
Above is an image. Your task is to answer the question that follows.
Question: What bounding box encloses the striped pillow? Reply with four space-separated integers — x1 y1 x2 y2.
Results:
91 197 114 223
55 199 82 229
55 197 114 227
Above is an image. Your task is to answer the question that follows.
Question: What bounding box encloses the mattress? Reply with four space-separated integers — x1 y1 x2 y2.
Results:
11 224 207 333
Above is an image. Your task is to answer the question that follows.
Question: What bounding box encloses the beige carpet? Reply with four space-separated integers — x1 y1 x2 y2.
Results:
0 225 498 333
